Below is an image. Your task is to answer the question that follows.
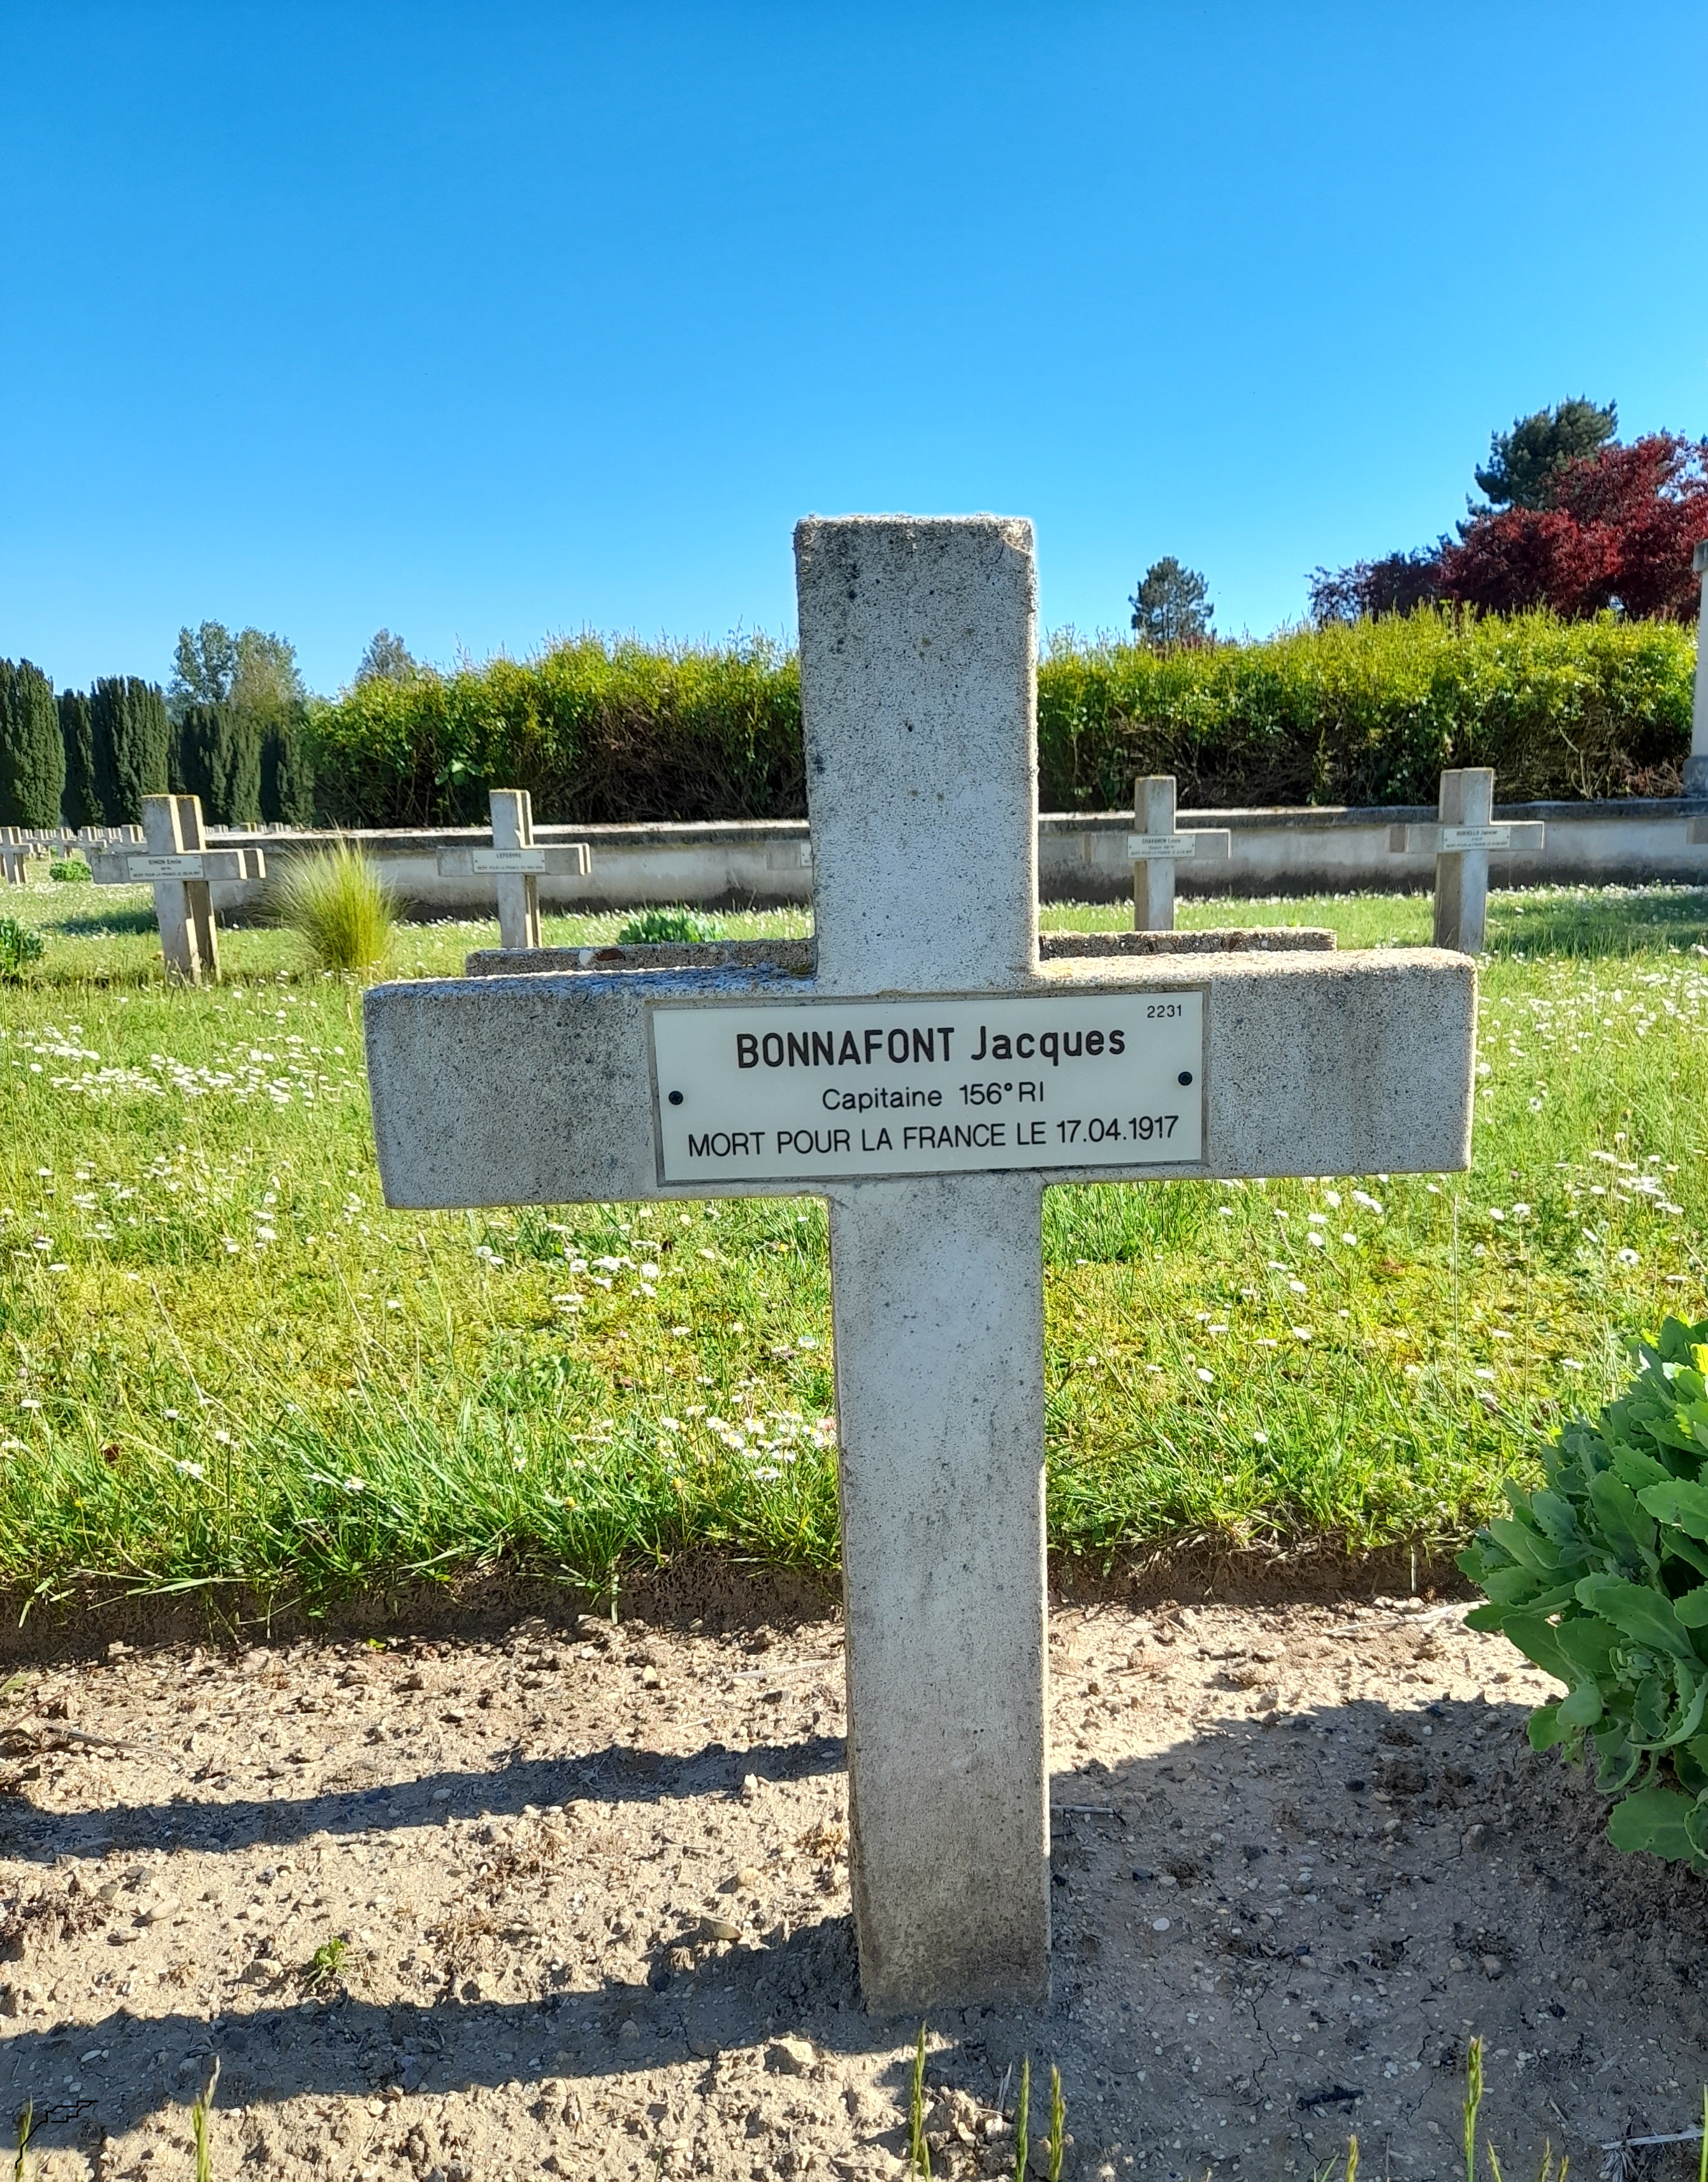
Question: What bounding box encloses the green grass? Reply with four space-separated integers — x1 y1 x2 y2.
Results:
1 876 1705 1605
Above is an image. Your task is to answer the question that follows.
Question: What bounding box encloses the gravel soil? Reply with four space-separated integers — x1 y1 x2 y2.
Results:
2 1593 1706 2182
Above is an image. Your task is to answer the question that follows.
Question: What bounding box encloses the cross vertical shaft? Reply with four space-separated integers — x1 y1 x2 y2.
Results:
795 516 1050 2008
1134 774 1178 931
489 788 542 952
143 794 218 984
1434 767 1493 952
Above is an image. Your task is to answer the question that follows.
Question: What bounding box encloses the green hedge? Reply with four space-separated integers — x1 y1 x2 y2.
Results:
309 637 804 828
305 612 1698 827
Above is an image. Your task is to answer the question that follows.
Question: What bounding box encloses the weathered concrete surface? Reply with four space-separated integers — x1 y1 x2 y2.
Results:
365 947 1473 1210
141 794 218 985
827 1171 1048 2011
797 516 1050 2006
1133 774 1176 932
489 788 541 953
795 516 1039 995
1434 767 1493 951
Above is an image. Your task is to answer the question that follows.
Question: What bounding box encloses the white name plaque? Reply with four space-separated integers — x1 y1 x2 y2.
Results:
1438 825 1512 852
126 854 211 881
471 847 547 874
1127 833 1199 860
650 992 1204 1183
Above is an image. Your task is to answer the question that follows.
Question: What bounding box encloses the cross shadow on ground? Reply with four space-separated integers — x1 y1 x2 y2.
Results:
7 1687 1708 2176
0 1734 846 1868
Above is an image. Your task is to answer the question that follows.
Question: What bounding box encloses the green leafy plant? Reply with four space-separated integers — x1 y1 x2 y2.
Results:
271 843 396 976
11 2099 31 2182
0 916 43 979
616 905 725 944
1045 2065 1066 2182
1013 2056 1030 2182
47 858 89 884
1461 1315 1708 1867
301 1933 349 1991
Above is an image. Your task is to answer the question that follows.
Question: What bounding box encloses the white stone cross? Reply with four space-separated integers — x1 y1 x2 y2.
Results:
363 516 1477 2012
1386 768 1544 953
435 788 592 951
1127 775 1231 931
0 830 33 886
88 794 264 983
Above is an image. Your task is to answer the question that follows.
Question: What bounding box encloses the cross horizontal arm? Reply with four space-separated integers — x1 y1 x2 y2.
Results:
365 950 1475 1210
435 843 591 878
1125 829 1232 861
1387 822 1545 856
88 848 266 884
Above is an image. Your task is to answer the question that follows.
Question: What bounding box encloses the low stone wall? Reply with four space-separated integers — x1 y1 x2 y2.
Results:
196 797 1708 918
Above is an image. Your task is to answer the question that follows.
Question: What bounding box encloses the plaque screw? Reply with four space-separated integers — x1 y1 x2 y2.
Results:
668 1090 684 1106
1178 1071 1194 1086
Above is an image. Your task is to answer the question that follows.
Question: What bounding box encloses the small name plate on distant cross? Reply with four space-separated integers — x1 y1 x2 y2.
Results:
1438 825 1511 851
126 853 210 881
1126 833 1201 859
651 992 1204 1183
470 848 547 873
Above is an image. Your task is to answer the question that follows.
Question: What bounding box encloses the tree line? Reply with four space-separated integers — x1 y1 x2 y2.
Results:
1308 399 1708 625
0 622 315 830
1127 400 1707 644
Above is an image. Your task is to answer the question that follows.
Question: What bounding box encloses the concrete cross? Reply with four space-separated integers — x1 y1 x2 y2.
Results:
0 830 32 886
88 794 264 984
1688 540 1708 797
1126 775 1231 931
364 516 1477 2012
434 788 592 951
1386 768 1544 953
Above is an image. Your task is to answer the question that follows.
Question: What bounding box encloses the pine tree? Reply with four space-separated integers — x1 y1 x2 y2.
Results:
57 689 101 830
0 658 66 827
1129 558 1215 647
90 677 170 823
1474 398 1618 512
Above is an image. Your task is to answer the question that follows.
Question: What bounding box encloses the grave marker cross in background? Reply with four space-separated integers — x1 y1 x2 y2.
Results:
89 794 265 983
1126 774 1231 931
1386 769 1544 953
365 516 1477 2011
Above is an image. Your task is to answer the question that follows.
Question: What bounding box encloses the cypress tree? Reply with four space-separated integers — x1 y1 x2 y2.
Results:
0 658 66 827
90 677 170 823
174 702 262 826
261 714 315 825
58 690 100 830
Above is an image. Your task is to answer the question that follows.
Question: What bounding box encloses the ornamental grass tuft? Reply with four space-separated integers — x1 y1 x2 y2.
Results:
271 840 396 976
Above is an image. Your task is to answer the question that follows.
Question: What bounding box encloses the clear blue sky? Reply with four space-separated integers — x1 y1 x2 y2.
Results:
4 3 1705 696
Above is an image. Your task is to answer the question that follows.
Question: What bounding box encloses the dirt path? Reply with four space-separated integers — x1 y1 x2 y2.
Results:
2 1596 1705 2182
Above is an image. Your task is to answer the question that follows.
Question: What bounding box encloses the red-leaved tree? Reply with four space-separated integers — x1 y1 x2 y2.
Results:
1440 433 1708 619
